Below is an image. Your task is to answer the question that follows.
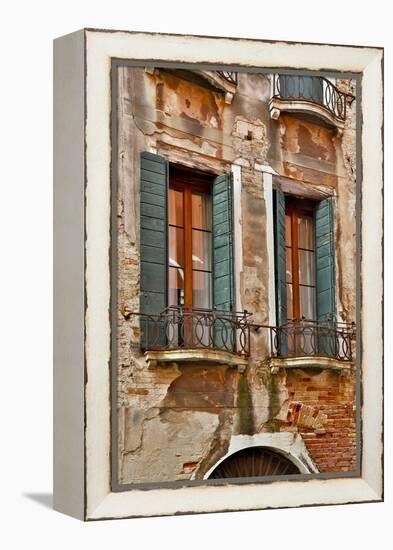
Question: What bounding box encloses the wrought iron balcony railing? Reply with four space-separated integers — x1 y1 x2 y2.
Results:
216 71 238 85
262 318 356 362
133 306 251 357
131 308 355 364
272 74 355 122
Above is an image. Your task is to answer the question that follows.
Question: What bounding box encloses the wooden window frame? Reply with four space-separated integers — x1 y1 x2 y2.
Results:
285 199 316 321
169 166 213 309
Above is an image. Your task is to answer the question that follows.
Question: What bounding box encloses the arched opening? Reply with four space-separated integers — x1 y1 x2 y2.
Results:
207 447 301 479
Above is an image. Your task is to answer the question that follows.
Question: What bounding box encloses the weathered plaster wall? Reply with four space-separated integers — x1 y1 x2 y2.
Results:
335 79 357 322
116 67 357 484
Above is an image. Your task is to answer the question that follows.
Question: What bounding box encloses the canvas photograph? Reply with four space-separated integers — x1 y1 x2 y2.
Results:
53 29 383 520
111 63 360 488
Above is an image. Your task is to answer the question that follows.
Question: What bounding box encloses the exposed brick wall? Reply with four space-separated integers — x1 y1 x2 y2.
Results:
279 369 357 472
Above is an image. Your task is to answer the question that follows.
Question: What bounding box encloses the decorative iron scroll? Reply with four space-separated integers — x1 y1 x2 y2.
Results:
133 306 251 356
216 71 238 85
132 308 355 363
272 74 355 122
266 318 356 362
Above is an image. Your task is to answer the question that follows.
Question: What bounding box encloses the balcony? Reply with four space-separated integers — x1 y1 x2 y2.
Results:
269 74 355 130
131 308 355 374
145 68 239 104
133 306 251 372
254 318 356 373
194 71 238 103
215 71 238 86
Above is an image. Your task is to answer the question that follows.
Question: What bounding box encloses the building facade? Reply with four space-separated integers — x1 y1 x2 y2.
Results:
115 67 357 484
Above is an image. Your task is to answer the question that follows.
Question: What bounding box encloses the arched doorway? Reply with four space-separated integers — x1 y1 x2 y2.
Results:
207 447 301 479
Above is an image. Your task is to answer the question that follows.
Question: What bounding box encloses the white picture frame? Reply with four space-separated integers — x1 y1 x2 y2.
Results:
53 29 383 520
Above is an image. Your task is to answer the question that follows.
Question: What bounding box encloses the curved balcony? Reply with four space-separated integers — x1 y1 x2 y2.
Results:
131 308 355 374
253 318 356 373
215 71 238 85
194 71 238 103
269 74 355 129
132 306 251 372
146 67 239 104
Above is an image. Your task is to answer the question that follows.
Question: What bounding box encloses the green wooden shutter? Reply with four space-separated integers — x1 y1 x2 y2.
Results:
212 173 234 350
212 173 234 311
315 198 336 321
315 197 336 355
273 188 287 355
274 189 287 326
139 151 168 347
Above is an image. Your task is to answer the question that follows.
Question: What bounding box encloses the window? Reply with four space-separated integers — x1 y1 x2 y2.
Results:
274 188 336 357
139 152 235 351
285 201 316 321
168 168 212 310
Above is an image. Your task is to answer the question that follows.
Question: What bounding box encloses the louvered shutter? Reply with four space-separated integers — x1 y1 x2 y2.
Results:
315 197 336 355
212 173 234 350
139 151 168 348
273 188 288 355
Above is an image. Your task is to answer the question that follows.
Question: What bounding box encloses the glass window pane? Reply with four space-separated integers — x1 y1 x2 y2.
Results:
298 215 314 250
192 193 211 230
168 188 183 227
300 285 316 320
192 271 212 309
299 250 315 285
285 214 292 246
286 283 293 320
286 247 293 283
192 229 211 271
169 226 184 268
169 266 184 306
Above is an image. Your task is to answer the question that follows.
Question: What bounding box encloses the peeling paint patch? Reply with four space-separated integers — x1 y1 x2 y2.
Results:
155 71 224 129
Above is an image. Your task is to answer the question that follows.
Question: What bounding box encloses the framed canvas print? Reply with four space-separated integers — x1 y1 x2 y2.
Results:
53 29 383 520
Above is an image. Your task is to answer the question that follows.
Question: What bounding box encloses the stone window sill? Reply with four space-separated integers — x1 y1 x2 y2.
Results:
267 355 353 374
144 348 248 373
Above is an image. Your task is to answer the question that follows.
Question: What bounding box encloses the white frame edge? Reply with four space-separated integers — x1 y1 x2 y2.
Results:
81 30 383 520
53 29 86 521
